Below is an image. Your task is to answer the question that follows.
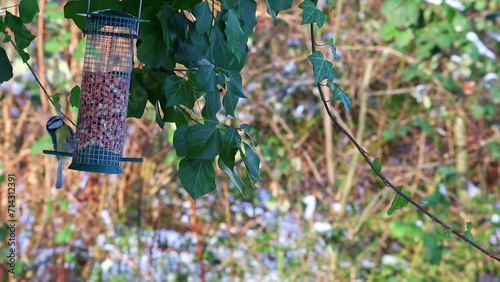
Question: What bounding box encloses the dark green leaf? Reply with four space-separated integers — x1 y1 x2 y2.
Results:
0 47 13 83
127 70 148 118
227 71 246 98
235 0 257 36
69 85 81 108
223 10 245 59
137 7 175 70
163 106 191 126
163 74 197 108
387 186 411 216
299 0 325 28
173 125 189 157
370 158 382 177
329 83 352 112
241 142 262 184
328 39 340 61
179 158 216 199
265 0 294 25
202 90 221 120
5 12 35 62
220 127 241 167
308 51 334 84
64 0 122 32
240 124 258 146
223 91 239 117
193 2 212 34
19 0 39 23
218 157 246 195
196 64 215 91
185 124 222 159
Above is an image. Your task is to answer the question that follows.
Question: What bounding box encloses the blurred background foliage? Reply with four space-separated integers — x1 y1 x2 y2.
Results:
0 0 499 281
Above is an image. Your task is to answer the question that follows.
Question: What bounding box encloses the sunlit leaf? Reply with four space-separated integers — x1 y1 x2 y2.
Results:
463 222 473 240
370 158 382 177
69 85 81 108
387 186 411 216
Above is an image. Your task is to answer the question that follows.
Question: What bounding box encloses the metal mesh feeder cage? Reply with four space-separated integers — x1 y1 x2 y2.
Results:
68 9 143 174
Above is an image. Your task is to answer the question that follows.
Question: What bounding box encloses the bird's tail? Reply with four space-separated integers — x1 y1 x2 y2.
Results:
56 161 64 189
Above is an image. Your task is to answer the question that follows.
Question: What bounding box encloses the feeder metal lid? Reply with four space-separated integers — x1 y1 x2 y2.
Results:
90 9 137 19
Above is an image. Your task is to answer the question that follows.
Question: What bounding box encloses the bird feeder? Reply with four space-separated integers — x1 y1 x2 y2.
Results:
68 7 144 174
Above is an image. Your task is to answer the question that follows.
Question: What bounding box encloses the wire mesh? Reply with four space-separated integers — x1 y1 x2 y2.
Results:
71 10 139 173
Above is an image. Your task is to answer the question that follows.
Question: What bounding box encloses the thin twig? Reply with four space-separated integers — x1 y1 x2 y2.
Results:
309 23 499 261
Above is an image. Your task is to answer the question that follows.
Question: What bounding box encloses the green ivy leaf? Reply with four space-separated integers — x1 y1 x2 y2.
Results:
265 0 294 25
193 2 212 34
173 0 201 10
196 64 215 91
227 70 246 98
127 70 148 118
137 7 175 70
185 124 222 159
163 106 191 126
370 158 382 177
240 124 258 147
235 0 257 36
218 157 246 195
163 74 198 108
299 0 325 28
437 226 455 240
328 39 340 61
0 47 13 83
179 158 216 199
329 83 352 113
308 51 334 84
202 90 221 120
387 186 411 216
5 12 35 62
69 85 81 108
19 0 39 23
223 91 239 117
463 222 473 240
173 125 189 157
223 10 245 59
220 127 241 168
241 142 262 184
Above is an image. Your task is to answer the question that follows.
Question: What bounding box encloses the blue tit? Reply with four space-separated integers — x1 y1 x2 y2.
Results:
46 116 75 189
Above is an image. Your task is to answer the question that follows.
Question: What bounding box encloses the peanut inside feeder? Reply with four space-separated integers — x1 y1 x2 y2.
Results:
69 10 142 174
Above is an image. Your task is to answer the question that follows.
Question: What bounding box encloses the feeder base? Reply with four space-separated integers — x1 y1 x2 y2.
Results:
68 145 123 174
69 162 123 174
